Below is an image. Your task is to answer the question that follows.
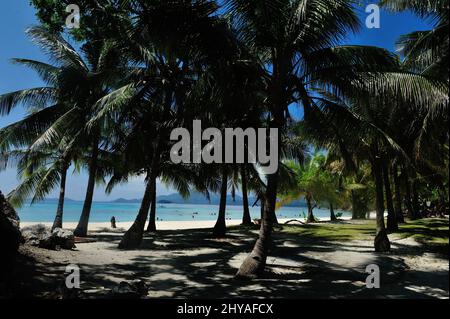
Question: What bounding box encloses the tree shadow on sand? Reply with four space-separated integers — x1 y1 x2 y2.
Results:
12 220 449 299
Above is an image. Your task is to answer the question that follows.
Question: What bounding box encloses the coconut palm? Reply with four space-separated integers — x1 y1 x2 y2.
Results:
278 153 342 223
380 0 449 80
224 0 428 278
0 26 128 236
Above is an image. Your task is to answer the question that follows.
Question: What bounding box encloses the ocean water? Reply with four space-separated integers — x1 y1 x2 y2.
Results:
17 201 351 223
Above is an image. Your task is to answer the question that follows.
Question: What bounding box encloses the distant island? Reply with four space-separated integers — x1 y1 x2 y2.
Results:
37 192 307 207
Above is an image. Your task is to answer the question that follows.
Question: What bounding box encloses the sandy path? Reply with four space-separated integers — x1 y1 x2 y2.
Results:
15 220 448 299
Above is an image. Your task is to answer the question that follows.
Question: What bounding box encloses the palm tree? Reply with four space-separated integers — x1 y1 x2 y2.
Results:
212 166 230 237
0 145 71 231
145 177 157 233
240 164 253 225
380 0 449 80
225 0 422 277
0 26 127 236
279 154 342 223
381 157 398 232
88 0 268 247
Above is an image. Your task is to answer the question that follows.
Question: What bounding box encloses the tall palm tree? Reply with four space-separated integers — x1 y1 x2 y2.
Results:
0 26 127 236
240 164 253 225
226 0 412 278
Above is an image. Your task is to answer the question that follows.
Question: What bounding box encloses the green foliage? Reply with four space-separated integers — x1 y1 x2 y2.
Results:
278 152 348 210
0 0 445 239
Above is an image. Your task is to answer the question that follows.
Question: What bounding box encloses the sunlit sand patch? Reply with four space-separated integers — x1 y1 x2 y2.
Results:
191 262 217 268
281 240 300 248
405 285 449 299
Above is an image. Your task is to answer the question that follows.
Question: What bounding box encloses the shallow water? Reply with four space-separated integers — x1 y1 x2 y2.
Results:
18 201 351 222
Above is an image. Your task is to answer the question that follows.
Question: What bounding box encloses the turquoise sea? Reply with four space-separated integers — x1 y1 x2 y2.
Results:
17 202 351 223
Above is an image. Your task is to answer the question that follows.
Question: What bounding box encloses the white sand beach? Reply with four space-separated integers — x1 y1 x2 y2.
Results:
21 219 248 231
20 216 354 231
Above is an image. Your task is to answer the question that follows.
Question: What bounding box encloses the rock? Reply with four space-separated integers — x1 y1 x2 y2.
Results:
22 224 75 250
0 191 22 293
0 191 22 252
22 224 55 249
110 280 149 299
52 228 75 250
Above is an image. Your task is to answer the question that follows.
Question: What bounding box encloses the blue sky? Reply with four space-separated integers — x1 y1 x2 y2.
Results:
0 2 432 201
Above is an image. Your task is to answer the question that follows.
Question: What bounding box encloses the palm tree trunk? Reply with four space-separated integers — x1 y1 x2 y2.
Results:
436 181 448 216
118 175 154 249
330 202 337 221
412 179 421 219
213 167 228 237
372 156 390 252
236 172 278 279
270 207 279 224
403 169 417 219
146 178 157 232
351 189 365 219
52 165 68 231
119 89 170 247
260 198 265 219
241 166 252 225
382 161 397 232
392 164 404 224
306 193 316 223
351 190 358 219
235 63 283 279
74 140 99 237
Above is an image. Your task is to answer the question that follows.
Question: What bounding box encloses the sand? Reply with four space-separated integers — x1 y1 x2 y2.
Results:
20 216 351 232
14 218 448 299
21 219 252 231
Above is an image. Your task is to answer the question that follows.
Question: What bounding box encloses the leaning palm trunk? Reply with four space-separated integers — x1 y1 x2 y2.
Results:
235 66 284 279
372 155 390 252
213 167 228 237
235 172 278 279
52 165 68 231
118 176 154 249
241 166 252 225
330 202 337 221
74 141 99 237
382 161 398 232
392 164 405 224
146 178 157 232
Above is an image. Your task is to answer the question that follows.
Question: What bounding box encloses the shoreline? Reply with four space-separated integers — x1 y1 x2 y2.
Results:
20 216 353 231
